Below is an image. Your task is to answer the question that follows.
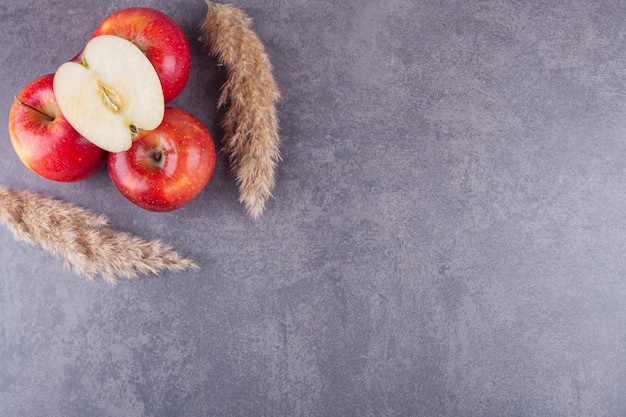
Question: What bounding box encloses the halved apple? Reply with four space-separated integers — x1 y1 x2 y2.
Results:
53 35 164 153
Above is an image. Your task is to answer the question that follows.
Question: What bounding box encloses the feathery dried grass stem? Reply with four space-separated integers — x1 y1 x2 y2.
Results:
0 186 198 284
199 0 281 218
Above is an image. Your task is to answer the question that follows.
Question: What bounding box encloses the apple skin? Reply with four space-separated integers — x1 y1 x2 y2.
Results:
8 74 108 182
87 7 191 103
108 107 216 212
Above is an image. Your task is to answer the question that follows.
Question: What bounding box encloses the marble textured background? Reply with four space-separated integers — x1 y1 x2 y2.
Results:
2 0 626 416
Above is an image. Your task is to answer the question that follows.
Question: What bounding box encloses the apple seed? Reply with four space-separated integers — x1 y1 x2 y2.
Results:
98 81 122 113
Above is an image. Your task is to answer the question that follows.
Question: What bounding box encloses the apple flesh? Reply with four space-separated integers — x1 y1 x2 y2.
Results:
108 107 216 212
8 74 107 182
90 7 191 103
53 35 165 153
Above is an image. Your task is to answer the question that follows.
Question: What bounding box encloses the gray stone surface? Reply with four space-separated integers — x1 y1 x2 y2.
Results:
2 0 626 416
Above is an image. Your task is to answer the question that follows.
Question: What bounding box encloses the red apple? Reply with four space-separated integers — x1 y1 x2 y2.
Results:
85 7 191 103
8 73 107 182
108 107 216 212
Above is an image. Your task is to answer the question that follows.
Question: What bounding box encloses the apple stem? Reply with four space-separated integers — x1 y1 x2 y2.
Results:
14 96 55 122
152 150 163 162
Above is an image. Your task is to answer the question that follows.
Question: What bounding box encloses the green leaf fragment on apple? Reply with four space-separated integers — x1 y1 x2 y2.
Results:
53 34 165 153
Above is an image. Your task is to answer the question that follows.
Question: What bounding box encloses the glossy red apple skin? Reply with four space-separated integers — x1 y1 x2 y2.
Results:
88 7 191 103
8 74 107 182
108 107 216 212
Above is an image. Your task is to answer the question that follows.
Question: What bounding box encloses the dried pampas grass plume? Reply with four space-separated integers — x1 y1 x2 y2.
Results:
0 186 198 284
199 0 281 219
